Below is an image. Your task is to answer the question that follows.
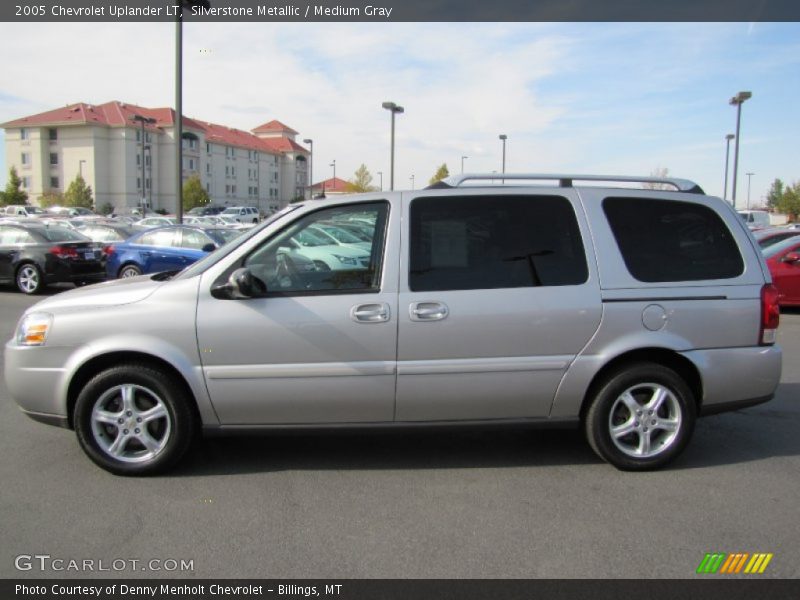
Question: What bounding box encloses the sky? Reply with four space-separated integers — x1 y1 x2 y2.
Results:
0 21 798 206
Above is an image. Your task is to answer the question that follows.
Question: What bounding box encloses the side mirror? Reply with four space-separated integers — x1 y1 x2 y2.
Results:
782 252 800 264
210 267 266 300
202 242 217 252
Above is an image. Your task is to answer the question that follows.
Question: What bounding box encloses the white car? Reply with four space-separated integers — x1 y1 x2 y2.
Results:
133 216 177 229
287 228 371 271
221 206 260 224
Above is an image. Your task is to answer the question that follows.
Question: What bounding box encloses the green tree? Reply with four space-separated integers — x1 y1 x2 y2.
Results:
38 191 65 208
346 164 377 193
429 163 450 185
777 181 800 221
64 174 94 209
766 178 785 209
2 166 29 205
182 175 210 211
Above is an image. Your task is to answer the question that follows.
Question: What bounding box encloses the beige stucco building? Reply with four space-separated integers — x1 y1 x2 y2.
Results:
2 101 310 214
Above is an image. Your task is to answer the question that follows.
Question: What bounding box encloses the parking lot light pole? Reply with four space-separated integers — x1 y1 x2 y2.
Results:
723 133 735 201
377 171 383 191
499 134 507 173
382 101 404 190
303 138 313 198
746 172 755 209
330 160 336 183
410 174 415 190
131 115 156 217
729 91 752 208
461 155 468 174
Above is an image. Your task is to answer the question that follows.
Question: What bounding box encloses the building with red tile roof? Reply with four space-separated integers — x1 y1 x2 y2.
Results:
310 177 352 196
2 101 310 213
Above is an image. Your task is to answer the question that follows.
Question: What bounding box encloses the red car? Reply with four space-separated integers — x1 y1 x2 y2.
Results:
764 235 800 306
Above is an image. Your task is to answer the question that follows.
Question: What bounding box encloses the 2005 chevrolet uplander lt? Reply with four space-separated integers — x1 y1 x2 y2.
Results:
5 174 783 475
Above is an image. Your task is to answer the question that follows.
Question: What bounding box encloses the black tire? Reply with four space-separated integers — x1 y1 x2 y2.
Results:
16 263 45 295
584 362 696 471
118 264 142 279
74 363 197 476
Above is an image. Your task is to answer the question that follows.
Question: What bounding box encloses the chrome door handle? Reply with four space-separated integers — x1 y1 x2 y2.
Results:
409 301 449 321
351 303 390 323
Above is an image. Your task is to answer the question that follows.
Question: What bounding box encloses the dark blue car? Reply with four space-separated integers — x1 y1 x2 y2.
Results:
106 225 237 278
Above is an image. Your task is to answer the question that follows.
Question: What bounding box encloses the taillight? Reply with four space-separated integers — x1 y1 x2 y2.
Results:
103 245 115 256
760 283 781 345
49 245 78 259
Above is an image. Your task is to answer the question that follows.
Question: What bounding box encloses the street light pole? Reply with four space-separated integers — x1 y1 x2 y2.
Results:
330 160 336 183
382 101 404 191
723 133 735 201
410 174 415 190
303 138 313 198
499 134 507 173
377 171 383 191
461 155 468 174
729 91 752 208
746 172 755 209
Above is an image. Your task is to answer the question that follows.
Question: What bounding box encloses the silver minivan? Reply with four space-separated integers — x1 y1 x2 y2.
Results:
5 174 783 475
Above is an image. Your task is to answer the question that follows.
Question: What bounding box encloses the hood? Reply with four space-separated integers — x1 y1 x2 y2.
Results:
30 275 163 312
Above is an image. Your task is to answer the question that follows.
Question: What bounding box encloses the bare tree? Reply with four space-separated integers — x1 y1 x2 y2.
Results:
643 167 672 190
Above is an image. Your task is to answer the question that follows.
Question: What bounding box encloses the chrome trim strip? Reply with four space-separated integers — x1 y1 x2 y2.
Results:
397 356 570 376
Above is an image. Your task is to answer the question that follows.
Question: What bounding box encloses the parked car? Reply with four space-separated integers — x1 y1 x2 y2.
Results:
220 206 260 224
763 235 800 306
47 206 98 218
75 223 137 244
0 223 105 293
3 204 48 217
187 205 225 216
133 216 177 230
737 209 771 230
285 227 371 271
5 173 782 475
753 227 800 250
105 225 229 278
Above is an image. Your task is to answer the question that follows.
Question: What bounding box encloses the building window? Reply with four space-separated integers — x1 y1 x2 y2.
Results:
21 153 30 165
225 166 229 177
231 185 236 194
137 154 141 166
20 128 28 140
49 153 58 166
253 186 258 196
137 177 141 190
146 178 151 190
206 183 210 193
136 130 140 142
49 128 57 141
206 163 211 174
206 143 211 154
225 185 230 194
50 176 59 188
145 154 150 167
231 167 235 177
22 177 30 188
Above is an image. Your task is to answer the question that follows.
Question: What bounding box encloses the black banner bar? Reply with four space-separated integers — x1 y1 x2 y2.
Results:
2 0 800 23
4 580 800 600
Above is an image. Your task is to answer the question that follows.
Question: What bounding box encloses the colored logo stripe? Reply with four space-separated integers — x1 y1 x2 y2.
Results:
697 552 773 574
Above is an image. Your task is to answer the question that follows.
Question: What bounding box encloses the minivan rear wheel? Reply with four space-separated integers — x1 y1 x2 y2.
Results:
74 364 196 475
584 363 696 471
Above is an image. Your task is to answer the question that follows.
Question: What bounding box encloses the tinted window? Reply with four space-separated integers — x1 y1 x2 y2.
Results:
603 197 744 282
409 195 588 292
244 202 388 294
0 227 36 244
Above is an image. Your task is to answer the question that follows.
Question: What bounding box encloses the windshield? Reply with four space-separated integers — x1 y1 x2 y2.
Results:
175 205 301 280
763 235 800 259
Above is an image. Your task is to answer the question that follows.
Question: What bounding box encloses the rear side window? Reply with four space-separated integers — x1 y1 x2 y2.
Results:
409 195 588 292
603 197 744 282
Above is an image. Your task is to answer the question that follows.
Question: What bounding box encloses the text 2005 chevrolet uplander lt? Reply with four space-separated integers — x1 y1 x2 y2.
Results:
5 174 782 475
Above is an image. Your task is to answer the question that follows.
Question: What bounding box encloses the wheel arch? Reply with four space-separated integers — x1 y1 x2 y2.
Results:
578 347 703 423
66 351 201 430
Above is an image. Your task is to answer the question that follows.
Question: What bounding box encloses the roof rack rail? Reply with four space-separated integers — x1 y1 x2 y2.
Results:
428 173 705 194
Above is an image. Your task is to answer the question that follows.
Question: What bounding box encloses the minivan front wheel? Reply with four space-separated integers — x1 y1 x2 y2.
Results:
584 363 696 471
74 364 196 475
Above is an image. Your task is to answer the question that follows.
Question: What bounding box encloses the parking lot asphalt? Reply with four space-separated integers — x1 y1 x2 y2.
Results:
1 283 798 579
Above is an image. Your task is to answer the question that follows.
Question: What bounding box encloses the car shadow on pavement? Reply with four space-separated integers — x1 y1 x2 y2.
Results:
178 426 603 476
176 383 800 476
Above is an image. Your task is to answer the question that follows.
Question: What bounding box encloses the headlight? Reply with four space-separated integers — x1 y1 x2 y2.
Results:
333 254 358 265
15 312 54 346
